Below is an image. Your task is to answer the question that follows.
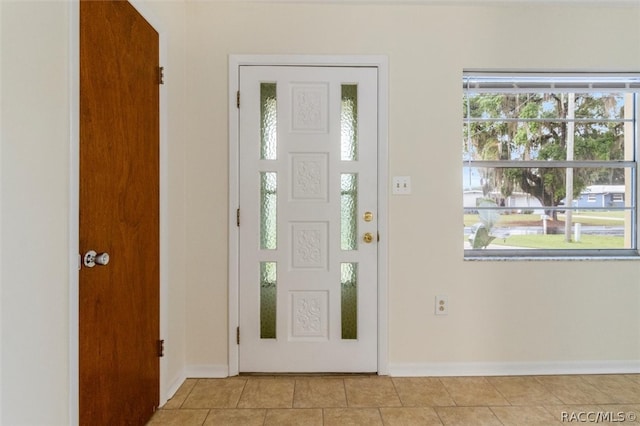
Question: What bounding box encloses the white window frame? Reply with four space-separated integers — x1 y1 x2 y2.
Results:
463 71 640 260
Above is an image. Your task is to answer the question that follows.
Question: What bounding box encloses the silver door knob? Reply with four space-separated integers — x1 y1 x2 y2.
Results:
84 250 110 268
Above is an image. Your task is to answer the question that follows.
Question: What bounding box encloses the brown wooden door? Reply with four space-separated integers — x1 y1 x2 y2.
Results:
79 1 160 424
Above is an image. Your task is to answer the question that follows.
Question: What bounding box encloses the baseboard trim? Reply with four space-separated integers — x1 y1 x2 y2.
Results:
161 369 188 406
161 364 230 404
388 360 640 377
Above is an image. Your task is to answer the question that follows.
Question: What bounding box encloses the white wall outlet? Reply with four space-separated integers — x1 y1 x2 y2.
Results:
392 176 411 195
435 295 448 315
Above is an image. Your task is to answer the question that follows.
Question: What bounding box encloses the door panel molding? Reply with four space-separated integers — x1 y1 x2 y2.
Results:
228 54 389 376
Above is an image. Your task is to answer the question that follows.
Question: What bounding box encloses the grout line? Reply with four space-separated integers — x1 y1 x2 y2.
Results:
236 376 249 408
292 378 298 409
177 377 199 409
343 378 351 407
485 376 513 406
199 409 210 426
487 406 507 426
433 406 446 426
388 376 404 407
437 377 458 407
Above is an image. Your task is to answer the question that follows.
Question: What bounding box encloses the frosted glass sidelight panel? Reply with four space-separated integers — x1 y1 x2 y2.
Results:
260 262 277 339
261 83 277 160
341 84 358 161
260 172 277 250
341 263 358 340
341 173 358 251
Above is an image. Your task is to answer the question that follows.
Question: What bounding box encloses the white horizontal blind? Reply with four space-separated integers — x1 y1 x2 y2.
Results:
464 72 640 93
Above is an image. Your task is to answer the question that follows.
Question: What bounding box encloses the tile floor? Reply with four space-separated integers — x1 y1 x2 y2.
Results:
147 374 640 425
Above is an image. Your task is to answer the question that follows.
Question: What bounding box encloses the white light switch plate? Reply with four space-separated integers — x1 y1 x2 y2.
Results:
392 176 411 195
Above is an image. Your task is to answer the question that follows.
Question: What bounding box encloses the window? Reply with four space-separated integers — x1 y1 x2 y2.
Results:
463 72 640 258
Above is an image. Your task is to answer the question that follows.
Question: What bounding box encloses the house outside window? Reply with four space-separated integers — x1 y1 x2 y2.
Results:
463 72 640 258
613 193 625 203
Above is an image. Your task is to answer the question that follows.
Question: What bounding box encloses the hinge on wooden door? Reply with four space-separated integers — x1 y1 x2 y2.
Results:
236 208 240 227
157 339 165 357
236 90 240 108
236 327 240 345
158 66 165 85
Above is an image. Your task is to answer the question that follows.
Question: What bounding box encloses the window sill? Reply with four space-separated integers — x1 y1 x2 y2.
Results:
464 249 640 261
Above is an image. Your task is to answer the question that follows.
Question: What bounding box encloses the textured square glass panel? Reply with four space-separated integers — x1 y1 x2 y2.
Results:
260 262 277 339
341 84 358 161
341 262 358 340
261 83 277 160
260 172 277 250
341 173 358 250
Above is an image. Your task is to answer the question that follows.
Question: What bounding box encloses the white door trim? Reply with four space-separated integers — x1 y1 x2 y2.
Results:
69 2 169 424
228 54 389 376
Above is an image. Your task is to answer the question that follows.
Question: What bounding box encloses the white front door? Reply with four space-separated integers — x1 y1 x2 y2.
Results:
238 66 378 372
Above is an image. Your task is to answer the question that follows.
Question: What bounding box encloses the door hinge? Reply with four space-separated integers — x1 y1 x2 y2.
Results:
236 326 240 345
236 90 240 108
236 208 240 227
158 66 165 85
377 232 380 242
157 339 165 357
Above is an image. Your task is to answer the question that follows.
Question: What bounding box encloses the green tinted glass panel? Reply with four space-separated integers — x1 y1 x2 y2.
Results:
260 172 277 250
341 262 358 340
341 173 358 250
261 83 277 160
341 84 358 161
260 262 277 339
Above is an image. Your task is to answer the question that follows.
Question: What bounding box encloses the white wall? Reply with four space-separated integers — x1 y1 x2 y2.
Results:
1 1 71 423
185 1 640 374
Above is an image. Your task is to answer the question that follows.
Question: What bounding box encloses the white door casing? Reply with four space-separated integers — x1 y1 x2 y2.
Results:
238 65 378 372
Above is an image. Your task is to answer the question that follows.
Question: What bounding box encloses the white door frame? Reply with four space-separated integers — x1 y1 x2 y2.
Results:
228 55 389 376
69 2 169 424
